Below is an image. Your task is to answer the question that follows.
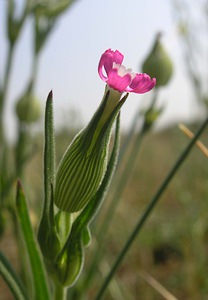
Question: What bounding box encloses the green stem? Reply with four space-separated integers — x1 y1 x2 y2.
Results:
0 44 15 206
3 44 14 98
30 52 39 92
54 283 66 300
0 44 14 144
94 116 208 300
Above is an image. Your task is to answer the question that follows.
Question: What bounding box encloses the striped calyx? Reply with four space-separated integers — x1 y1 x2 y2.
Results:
54 87 127 212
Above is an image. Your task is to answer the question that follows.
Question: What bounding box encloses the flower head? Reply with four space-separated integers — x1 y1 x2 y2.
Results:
98 49 156 93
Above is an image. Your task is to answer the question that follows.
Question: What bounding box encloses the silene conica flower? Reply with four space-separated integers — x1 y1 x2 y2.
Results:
55 49 156 213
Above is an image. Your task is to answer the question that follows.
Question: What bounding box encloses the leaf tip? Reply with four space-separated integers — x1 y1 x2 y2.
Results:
16 179 25 205
17 178 22 190
47 90 53 101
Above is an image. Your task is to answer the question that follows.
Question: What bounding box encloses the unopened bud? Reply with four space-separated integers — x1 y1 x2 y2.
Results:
142 33 173 87
54 233 83 287
15 94 41 124
55 88 127 212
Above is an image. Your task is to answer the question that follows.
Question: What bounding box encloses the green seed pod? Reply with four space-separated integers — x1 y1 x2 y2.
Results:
15 93 41 124
55 88 127 213
142 33 173 87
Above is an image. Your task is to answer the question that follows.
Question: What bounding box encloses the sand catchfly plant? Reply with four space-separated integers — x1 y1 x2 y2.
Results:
54 49 156 213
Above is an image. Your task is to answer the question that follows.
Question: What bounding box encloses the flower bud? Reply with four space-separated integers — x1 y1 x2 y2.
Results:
15 93 41 124
54 232 83 287
54 88 127 212
142 33 173 87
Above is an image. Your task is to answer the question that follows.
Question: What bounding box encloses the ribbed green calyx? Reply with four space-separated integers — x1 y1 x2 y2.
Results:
54 88 127 212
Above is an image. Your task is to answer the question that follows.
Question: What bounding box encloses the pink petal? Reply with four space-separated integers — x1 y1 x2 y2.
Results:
127 73 156 94
112 50 124 65
107 69 132 93
98 49 124 82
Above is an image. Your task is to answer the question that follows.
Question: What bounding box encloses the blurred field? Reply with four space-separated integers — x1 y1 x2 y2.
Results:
0 122 208 300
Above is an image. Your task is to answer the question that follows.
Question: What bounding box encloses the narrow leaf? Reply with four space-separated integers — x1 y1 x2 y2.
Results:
44 90 55 216
0 251 28 300
38 91 60 262
16 180 50 300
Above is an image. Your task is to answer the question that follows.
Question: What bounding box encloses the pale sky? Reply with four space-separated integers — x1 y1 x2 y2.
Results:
0 0 202 141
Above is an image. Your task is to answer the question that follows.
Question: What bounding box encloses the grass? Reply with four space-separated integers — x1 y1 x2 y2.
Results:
1 122 208 300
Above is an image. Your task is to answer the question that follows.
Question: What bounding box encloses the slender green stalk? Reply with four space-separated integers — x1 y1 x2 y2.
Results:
1 44 14 104
0 44 15 208
0 44 14 146
30 52 39 93
94 116 208 300
54 283 67 300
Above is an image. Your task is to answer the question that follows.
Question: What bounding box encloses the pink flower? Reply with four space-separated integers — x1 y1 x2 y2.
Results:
98 49 156 93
